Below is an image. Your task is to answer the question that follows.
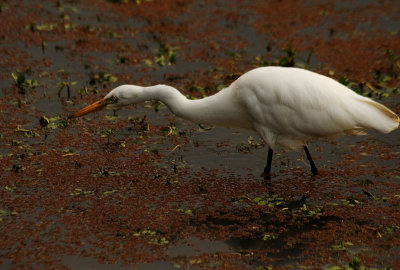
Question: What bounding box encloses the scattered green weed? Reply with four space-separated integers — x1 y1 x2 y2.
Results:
144 43 178 67
279 44 296 67
94 166 120 177
133 229 169 245
332 240 353 251
89 72 118 85
236 136 265 153
11 72 38 94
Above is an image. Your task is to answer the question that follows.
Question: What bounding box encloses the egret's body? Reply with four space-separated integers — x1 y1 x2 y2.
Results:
70 67 399 178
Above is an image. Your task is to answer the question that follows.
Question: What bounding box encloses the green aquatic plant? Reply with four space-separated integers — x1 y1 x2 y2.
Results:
58 81 77 99
11 72 38 94
89 72 118 85
145 43 178 67
279 44 296 67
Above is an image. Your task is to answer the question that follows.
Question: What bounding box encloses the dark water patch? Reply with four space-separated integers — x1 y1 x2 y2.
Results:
168 237 231 257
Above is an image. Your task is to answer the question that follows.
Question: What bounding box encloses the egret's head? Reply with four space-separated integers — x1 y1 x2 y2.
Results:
104 85 144 108
69 85 143 119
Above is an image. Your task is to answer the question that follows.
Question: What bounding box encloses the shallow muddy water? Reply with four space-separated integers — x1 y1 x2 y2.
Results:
1 0 399 269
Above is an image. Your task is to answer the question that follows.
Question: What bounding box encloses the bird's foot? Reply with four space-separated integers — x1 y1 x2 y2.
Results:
299 194 307 204
311 167 318 176
261 172 272 181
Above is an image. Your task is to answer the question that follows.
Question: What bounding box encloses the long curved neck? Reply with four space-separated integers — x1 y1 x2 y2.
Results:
143 84 250 129
145 85 188 115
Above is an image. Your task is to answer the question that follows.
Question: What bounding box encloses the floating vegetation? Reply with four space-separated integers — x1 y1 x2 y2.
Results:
236 136 265 153
116 56 130 64
386 225 400 233
262 233 278 241
100 128 115 145
233 194 286 209
160 123 181 136
176 208 194 216
26 22 57 32
0 3 8 12
5 186 16 192
69 188 94 196
338 75 352 87
15 125 40 138
332 240 353 251
333 64 399 98
292 204 322 218
11 72 38 94
39 116 50 128
41 115 69 129
62 148 79 157
89 72 118 85
253 194 285 208
76 87 89 98
340 197 362 207
93 166 120 177
11 164 25 173
0 209 18 222
108 30 117 38
255 55 269 67
57 81 77 99
278 44 296 67
103 189 118 195
144 43 178 67
128 115 149 133
362 190 390 202
132 229 169 245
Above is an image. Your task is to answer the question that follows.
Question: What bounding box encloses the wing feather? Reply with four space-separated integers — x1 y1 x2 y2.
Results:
235 67 398 149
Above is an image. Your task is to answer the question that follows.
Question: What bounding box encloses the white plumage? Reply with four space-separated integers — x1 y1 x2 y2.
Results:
234 67 398 149
70 66 399 178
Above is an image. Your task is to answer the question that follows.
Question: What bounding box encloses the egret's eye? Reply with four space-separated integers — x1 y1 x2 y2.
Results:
107 96 118 104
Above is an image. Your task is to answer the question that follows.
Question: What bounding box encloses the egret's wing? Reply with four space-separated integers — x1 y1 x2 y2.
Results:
235 67 398 148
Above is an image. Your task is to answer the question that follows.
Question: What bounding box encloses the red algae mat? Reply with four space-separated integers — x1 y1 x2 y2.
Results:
0 0 400 269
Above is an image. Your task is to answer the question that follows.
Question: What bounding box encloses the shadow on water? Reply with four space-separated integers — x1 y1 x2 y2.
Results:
167 237 231 257
188 194 343 266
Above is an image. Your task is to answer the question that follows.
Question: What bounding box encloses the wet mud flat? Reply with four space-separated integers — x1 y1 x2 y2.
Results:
0 0 400 269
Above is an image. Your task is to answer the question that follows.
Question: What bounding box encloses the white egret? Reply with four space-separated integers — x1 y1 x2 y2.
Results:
69 67 399 179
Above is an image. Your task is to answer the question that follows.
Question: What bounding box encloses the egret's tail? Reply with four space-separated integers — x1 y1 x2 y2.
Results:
356 97 399 133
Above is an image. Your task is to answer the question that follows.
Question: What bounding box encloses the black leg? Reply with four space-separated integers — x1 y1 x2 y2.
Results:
303 146 318 175
264 148 274 180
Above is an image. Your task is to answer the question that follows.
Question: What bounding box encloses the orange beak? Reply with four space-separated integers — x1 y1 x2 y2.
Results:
68 98 108 119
